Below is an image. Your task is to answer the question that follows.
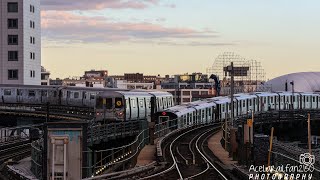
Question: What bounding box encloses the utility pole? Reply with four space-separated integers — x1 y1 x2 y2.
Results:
230 62 235 126
267 127 274 168
308 113 312 154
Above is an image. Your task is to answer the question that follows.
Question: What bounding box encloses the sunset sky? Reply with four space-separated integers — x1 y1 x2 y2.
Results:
41 0 320 80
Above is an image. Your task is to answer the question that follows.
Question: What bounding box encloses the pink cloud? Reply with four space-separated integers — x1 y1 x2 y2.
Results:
42 0 160 11
41 11 218 43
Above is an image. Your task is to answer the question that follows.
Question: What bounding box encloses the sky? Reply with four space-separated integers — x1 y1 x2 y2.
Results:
41 0 320 80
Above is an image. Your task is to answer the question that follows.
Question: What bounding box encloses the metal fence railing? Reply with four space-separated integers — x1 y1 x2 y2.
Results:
83 128 149 179
31 139 43 180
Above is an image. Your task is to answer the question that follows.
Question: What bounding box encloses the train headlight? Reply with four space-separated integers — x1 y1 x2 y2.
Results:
115 111 124 117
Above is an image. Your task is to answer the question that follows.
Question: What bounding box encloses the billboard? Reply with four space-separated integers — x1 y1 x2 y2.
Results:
223 66 249 77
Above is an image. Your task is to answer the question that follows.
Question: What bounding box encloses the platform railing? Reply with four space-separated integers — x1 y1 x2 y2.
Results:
31 139 43 180
83 127 149 178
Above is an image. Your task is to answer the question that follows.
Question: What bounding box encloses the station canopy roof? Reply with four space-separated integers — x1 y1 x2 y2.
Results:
264 72 320 92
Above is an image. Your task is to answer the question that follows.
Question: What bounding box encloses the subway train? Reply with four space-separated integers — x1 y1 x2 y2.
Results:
155 91 320 129
0 85 174 122
95 91 173 122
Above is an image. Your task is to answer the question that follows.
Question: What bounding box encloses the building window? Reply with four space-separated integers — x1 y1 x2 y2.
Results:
183 91 190 96
30 5 35 13
8 2 18 13
33 37 35 44
30 52 35 59
33 70 35 77
33 21 35 28
30 70 33 77
30 21 32 28
8 35 18 45
30 36 33 44
8 19 18 29
8 51 18 61
183 98 190 102
8 69 18 80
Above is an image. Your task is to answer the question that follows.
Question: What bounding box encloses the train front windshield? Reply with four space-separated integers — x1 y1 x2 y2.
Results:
96 97 113 109
96 97 103 109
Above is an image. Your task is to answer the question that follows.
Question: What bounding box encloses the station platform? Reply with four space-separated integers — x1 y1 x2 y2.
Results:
136 144 156 166
207 130 237 169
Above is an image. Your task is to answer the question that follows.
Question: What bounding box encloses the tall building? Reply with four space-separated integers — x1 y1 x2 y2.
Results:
0 0 41 85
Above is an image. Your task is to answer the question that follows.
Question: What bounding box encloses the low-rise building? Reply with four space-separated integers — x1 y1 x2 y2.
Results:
41 66 50 85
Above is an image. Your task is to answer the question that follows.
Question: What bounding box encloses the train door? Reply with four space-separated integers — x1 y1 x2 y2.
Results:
16 89 23 103
41 90 48 103
27 89 37 104
163 98 167 109
238 100 241 115
138 98 145 119
312 96 316 109
158 115 169 133
206 108 209 124
131 98 138 119
126 98 131 120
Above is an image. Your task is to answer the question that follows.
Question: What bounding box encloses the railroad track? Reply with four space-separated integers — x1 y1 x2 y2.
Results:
0 143 31 163
139 123 230 180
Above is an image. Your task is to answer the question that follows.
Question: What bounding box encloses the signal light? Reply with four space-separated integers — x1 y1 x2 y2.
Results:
162 112 167 116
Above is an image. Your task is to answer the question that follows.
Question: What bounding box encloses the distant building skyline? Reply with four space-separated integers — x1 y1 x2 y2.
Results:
40 0 320 80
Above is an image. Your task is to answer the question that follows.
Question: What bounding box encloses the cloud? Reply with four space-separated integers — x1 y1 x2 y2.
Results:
41 0 160 11
41 11 219 44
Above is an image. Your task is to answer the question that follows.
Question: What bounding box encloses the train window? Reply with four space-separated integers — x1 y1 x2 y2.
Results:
74 92 79 99
67 91 71 98
243 101 245 108
106 98 112 109
17 89 22 96
264 97 266 103
270 97 273 103
139 99 144 108
41 90 47 97
313 97 315 102
96 97 103 109
293 96 296 102
53 91 57 97
131 99 136 108
28 90 35 97
90 93 95 100
306 97 309 102
249 99 252 106
4 89 11 96
115 97 123 108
